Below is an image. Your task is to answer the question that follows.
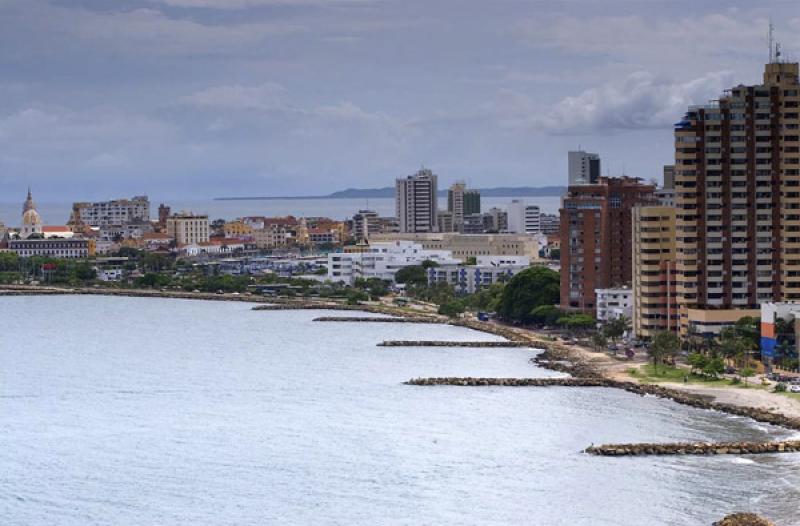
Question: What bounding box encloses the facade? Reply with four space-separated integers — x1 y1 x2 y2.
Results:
8 238 93 258
447 182 466 229
539 213 560 236
327 240 458 284
760 302 800 363
464 190 481 216
507 200 541 234
632 206 679 339
428 256 530 294
71 196 150 227
166 213 210 245
370 232 541 261
485 207 508 233
685 308 760 338
568 150 601 185
436 211 455 233
352 210 380 241
396 168 438 233
595 287 633 322
674 60 800 332
560 176 656 313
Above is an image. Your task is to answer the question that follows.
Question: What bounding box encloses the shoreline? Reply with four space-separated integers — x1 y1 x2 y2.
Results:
5 285 800 433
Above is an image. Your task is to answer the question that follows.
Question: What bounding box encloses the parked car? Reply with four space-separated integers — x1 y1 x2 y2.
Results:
790 384 800 393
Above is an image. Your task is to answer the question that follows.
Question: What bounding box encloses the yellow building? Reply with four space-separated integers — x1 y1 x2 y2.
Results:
223 221 253 238
166 213 210 245
632 206 678 339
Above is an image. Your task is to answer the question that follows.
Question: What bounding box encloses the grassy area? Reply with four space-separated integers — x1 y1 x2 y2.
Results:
628 364 729 386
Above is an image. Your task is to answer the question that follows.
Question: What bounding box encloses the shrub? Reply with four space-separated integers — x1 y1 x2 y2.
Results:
774 382 788 393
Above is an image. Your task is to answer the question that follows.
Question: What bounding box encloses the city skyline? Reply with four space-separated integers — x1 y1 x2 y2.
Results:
1 1 797 200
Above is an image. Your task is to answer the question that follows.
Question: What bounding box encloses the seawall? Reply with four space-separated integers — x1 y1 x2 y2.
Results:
380 340 532 347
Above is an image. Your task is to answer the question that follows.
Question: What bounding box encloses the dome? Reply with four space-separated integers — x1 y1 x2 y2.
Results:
23 208 42 226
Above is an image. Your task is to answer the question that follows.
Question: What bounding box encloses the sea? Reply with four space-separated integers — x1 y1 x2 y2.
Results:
0 196 562 226
2 295 800 525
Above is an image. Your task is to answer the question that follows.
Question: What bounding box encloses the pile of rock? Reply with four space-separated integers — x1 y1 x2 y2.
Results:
380 340 531 347
405 377 608 387
714 513 775 526
585 440 800 456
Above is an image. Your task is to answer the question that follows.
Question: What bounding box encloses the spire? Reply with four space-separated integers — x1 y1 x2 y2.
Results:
22 187 35 214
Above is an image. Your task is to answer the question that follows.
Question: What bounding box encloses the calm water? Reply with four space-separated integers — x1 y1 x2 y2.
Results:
0 196 562 226
2 296 800 525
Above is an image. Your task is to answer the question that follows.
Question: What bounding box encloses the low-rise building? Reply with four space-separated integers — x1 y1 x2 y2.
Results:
370 232 541 261
595 287 633 322
428 256 530 294
8 238 94 258
685 308 760 339
760 302 800 364
327 240 458 284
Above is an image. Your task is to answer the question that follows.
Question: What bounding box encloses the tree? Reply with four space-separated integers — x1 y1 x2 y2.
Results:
702 356 725 379
649 331 680 374
734 316 761 351
718 327 747 367
394 265 428 287
739 367 755 387
438 299 466 318
603 315 631 343
591 332 608 352
557 313 595 335
496 267 560 324
345 289 369 305
687 352 707 375
530 304 563 326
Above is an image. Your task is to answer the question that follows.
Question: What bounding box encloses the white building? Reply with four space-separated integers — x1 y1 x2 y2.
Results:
428 256 530 294
396 168 438 233
71 196 150 227
327 240 458 285
507 200 541 234
568 150 601 185
595 287 633 322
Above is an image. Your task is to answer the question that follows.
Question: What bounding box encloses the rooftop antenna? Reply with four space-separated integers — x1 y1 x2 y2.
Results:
769 20 774 63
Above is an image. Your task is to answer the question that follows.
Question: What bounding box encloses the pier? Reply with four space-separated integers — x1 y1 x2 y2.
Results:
585 440 800 456
380 340 531 347
313 316 440 323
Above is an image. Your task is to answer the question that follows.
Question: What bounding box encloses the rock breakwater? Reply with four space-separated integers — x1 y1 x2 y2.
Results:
585 440 800 456
313 316 440 323
380 340 532 348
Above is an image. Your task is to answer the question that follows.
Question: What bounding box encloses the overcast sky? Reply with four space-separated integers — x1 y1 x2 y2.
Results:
0 0 798 201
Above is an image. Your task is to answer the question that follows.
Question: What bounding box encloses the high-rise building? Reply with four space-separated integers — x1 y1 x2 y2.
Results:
166 212 210 245
568 150 601 185
436 210 455 233
158 204 171 229
674 59 800 333
70 196 150 227
632 206 679 339
485 207 508 233
507 200 541 234
560 176 655 312
539 214 560 236
396 168 438 233
447 182 466 228
464 190 481 216
352 209 380 241
662 165 675 189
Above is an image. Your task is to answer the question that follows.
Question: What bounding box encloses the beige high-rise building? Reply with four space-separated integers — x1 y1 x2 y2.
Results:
396 168 438 233
166 213 210 245
632 206 678 339
674 59 800 335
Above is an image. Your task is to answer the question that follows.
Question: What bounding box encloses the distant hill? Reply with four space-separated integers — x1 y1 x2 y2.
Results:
216 185 566 200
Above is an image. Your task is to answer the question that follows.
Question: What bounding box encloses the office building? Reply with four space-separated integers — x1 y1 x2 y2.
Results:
428 256 530 294
568 150 601 185
396 168 438 233
8 238 93 258
447 182 466 228
436 210 455 233
632 206 679 338
674 59 800 333
371 232 541 261
327 240 458 285
560 176 655 312
507 200 541 234
166 212 210 245
539 214 560 236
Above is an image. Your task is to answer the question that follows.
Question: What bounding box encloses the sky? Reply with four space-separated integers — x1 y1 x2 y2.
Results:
1 0 799 201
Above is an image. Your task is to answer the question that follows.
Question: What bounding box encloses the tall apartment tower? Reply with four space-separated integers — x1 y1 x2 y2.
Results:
396 168 438 233
507 200 541 234
447 182 466 229
560 177 655 312
464 190 481 216
568 150 601 185
632 206 678 339
674 60 800 330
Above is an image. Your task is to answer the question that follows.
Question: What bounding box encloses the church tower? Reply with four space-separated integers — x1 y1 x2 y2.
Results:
21 188 42 238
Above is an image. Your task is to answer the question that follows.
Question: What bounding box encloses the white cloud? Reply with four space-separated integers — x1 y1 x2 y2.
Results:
538 70 734 134
178 82 289 110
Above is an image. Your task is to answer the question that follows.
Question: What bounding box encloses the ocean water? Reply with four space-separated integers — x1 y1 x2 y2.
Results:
0 196 562 226
1 296 800 526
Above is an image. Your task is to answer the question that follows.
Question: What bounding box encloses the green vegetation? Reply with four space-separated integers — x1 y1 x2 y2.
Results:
495 267 560 324
648 331 680 373
438 299 466 318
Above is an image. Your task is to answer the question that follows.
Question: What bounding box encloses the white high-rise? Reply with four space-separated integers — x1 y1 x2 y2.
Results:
568 151 601 185
507 200 541 234
396 168 438 233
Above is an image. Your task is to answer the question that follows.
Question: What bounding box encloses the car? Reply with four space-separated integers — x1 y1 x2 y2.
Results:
790 385 800 393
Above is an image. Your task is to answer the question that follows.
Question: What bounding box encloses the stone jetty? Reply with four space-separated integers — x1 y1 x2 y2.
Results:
585 440 800 457
715 513 775 526
381 340 531 348
313 316 440 323
405 377 601 386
